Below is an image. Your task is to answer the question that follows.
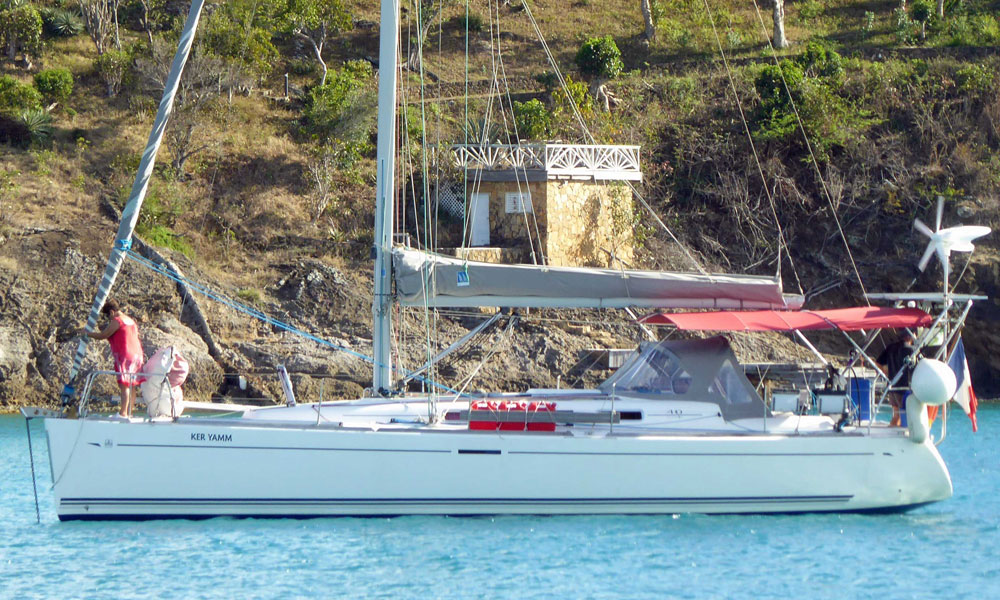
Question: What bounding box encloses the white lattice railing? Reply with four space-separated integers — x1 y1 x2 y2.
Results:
452 143 641 181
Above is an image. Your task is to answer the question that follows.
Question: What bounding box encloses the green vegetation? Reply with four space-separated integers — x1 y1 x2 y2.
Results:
303 60 375 143
512 99 551 139
33 68 73 104
93 49 131 97
0 0 994 294
18 107 53 144
575 35 623 79
0 1 43 66
0 75 41 113
236 288 262 305
39 7 83 38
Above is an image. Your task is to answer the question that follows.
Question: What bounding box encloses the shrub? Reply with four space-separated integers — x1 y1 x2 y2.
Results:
18 107 53 144
93 49 130 97
34 68 73 104
956 63 995 94
575 35 624 79
551 75 592 116
139 224 193 257
798 0 823 22
203 6 278 78
754 60 804 106
304 60 375 143
40 7 83 37
798 42 843 79
0 75 42 114
236 288 262 305
457 12 483 32
512 98 551 139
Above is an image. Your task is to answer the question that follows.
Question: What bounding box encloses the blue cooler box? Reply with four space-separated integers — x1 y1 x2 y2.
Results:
849 378 873 421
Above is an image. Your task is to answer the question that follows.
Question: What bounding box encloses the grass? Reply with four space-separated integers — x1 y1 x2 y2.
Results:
1 0 996 282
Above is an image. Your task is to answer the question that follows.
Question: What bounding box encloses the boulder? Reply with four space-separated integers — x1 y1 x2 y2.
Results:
0 325 32 385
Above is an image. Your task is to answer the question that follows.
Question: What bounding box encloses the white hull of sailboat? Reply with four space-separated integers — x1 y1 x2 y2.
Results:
44 417 952 520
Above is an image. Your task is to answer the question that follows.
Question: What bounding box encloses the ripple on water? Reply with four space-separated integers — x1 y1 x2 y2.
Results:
3 412 1000 599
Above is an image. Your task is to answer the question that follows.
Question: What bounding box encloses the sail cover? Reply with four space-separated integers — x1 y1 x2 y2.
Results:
392 249 802 309
640 306 933 331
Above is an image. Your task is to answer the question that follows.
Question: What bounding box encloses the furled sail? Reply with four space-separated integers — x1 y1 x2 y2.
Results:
392 249 803 310
63 0 206 401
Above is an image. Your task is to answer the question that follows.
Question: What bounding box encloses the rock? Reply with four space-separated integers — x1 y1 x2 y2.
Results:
0 325 32 385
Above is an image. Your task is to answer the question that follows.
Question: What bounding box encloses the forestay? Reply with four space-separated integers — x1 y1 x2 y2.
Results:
392 249 803 310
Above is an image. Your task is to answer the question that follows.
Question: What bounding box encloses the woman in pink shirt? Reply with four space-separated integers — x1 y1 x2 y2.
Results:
81 299 145 419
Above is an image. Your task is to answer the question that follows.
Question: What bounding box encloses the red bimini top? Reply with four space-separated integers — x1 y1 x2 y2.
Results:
639 306 933 332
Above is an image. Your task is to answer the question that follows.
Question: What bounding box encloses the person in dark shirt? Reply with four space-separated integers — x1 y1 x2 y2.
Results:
877 331 915 427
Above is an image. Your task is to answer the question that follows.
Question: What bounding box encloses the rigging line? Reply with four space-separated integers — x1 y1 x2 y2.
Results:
446 315 519 407
948 253 974 296
697 0 803 295
410 1 440 410
477 0 539 263
495 0 546 265
746 0 868 302
120 249 465 396
462 0 471 249
519 1 707 275
488 0 543 264
460 52 497 250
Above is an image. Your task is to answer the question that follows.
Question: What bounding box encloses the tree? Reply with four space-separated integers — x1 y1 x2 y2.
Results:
78 0 114 54
137 39 225 176
404 0 454 77
132 0 163 46
576 36 624 111
772 0 788 49
910 0 932 41
204 0 281 93
640 0 655 41
1 2 43 69
94 48 129 96
282 0 351 86
576 36 624 79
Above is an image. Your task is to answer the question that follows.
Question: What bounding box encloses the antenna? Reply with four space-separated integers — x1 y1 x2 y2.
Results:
914 196 991 295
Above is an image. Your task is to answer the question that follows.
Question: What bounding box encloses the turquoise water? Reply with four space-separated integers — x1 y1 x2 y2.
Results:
2 410 997 599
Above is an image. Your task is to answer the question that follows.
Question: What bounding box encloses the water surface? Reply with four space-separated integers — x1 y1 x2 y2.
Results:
2 409 997 599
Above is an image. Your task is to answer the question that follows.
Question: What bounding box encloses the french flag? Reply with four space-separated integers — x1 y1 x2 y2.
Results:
948 337 979 433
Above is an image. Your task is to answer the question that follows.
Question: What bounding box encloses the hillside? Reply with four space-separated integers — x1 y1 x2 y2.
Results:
1 0 998 409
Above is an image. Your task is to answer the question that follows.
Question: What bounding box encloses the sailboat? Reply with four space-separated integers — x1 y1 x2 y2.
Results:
29 0 989 520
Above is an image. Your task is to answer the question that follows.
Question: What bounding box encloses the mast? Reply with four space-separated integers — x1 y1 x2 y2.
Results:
63 0 207 403
372 0 399 393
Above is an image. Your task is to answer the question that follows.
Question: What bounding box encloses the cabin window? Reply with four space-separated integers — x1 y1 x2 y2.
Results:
606 347 690 396
708 360 756 405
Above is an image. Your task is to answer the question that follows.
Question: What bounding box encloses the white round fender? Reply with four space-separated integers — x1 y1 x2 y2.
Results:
906 395 930 444
910 358 957 406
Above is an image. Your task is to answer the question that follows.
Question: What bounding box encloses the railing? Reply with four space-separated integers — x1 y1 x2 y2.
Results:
452 143 642 180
